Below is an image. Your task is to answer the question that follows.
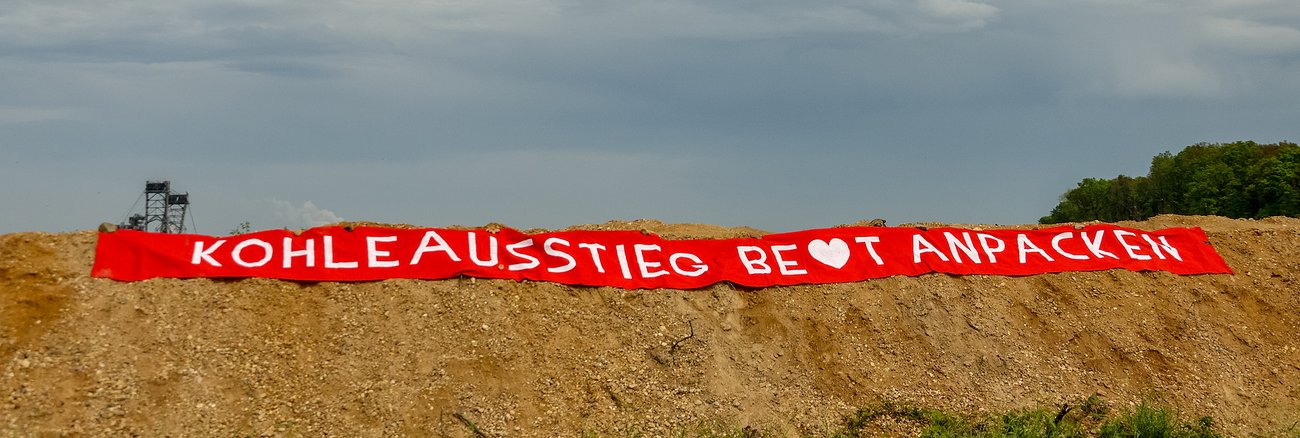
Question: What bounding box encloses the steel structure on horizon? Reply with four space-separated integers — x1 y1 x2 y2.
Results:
120 180 189 233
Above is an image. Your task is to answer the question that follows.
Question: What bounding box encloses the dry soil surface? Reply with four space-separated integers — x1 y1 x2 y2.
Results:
1 215 1298 437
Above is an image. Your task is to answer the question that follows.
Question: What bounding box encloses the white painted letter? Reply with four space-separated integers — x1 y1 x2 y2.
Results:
615 245 633 279
506 239 540 271
544 238 577 273
912 235 949 263
367 236 399 268
944 232 982 264
283 237 315 268
1082 230 1119 259
468 233 499 267
1052 232 1088 260
232 239 273 268
634 244 669 278
771 244 807 275
1112 230 1151 260
669 253 708 277
578 243 607 273
410 231 461 264
192 240 225 266
977 234 1005 264
1141 234 1181 261
1017 234 1055 263
737 246 771 274
854 236 885 265
324 235 358 268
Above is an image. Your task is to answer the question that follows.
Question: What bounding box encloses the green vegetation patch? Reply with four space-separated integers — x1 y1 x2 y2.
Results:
830 397 1223 438
1041 141 1300 223
585 397 1233 438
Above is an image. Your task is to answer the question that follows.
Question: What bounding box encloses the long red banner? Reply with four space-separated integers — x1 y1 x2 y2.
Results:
91 224 1232 289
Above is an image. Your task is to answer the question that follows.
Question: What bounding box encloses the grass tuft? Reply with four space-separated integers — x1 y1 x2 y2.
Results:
578 396 1232 437
827 396 1222 438
1097 400 1221 438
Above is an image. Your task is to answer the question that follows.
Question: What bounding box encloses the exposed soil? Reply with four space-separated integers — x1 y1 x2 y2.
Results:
2 215 1298 436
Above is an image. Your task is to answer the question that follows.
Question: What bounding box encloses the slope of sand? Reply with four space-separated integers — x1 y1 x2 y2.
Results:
1 215 1298 436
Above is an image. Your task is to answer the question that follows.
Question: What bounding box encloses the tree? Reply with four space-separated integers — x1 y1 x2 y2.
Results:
229 221 252 235
1041 141 1300 223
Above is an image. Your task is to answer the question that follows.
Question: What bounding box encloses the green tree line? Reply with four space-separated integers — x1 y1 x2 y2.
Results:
1041 141 1300 224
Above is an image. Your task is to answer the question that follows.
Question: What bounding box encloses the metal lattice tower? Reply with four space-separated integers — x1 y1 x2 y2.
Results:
143 181 170 232
122 181 189 233
165 192 189 234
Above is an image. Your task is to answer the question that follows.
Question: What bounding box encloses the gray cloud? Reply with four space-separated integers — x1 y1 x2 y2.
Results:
1 0 1297 234
269 199 344 229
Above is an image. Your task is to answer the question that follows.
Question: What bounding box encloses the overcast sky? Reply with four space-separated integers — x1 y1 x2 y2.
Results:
2 0 1297 234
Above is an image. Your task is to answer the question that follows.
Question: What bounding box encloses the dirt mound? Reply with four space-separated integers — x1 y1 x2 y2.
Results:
2 216 1298 436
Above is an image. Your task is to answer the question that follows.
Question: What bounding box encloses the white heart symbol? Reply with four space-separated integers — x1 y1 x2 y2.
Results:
808 238 850 269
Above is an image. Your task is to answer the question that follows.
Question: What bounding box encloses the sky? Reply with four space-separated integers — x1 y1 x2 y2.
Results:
2 0 1298 234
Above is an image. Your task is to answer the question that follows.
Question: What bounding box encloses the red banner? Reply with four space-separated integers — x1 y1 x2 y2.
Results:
91 225 1232 289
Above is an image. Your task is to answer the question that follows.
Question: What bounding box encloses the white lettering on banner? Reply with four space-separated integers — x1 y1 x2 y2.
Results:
737 246 771 274
544 238 577 273
367 236 400 268
324 235 358 268
507 239 540 271
578 243 607 273
232 239 273 268
634 244 669 278
669 253 708 277
945 232 982 264
771 244 807 275
1112 230 1151 260
977 233 1005 263
283 237 316 268
167 226 1204 281
410 230 460 264
853 236 885 265
1017 234 1054 263
1082 231 1119 259
95 224 1231 285
192 240 225 266
1052 232 1088 260
614 245 633 279
913 235 949 263
468 233 499 267
1142 234 1182 261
